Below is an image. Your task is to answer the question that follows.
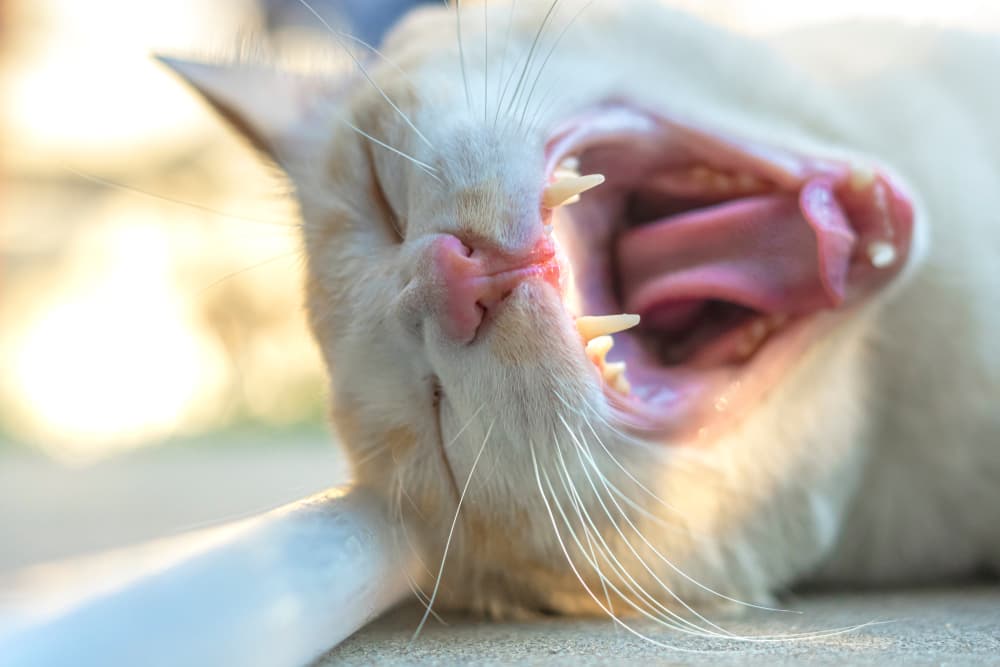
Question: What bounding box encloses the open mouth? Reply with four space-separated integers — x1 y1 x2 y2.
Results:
542 104 915 440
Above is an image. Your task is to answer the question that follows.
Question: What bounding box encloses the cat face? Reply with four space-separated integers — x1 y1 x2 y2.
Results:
166 0 923 616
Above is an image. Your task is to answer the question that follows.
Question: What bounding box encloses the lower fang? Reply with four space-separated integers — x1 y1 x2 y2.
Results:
850 165 876 191
556 156 580 176
867 241 896 268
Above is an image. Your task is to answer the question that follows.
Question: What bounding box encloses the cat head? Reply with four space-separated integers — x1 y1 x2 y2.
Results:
164 0 923 615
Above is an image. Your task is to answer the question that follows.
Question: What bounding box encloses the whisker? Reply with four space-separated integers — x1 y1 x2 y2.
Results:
550 391 861 635
529 439 710 652
552 390 689 521
482 0 489 123
198 251 301 294
337 32 423 93
444 401 489 450
391 477 448 625
450 0 472 109
295 0 436 150
60 166 299 230
551 431 708 635
502 0 561 121
492 0 518 128
555 418 739 638
553 428 615 617
517 0 596 127
412 417 496 642
564 421 875 641
341 120 442 182
570 408 810 618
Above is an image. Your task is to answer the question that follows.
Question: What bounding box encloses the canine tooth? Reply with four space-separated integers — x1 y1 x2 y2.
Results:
576 314 640 341
585 335 614 364
867 241 897 268
542 174 605 208
850 165 876 191
612 375 631 394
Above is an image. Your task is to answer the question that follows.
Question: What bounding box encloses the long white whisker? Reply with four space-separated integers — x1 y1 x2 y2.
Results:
390 476 447 624
450 0 472 109
492 0 518 127
569 407 802 616
341 120 441 182
502 0 561 121
568 419 875 641
529 440 710 653
61 167 299 230
553 428 615 617
199 252 300 294
551 389 688 522
338 31 422 92
551 433 708 635
444 401 488 449
412 418 496 641
517 0 596 126
482 0 489 123
555 418 738 638
296 0 435 150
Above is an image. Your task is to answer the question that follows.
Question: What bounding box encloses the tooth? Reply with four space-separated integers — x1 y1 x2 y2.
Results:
576 314 640 341
736 172 763 191
736 337 758 359
767 313 789 329
710 173 733 193
543 174 605 208
603 361 626 381
867 241 896 268
850 165 876 191
603 361 630 394
585 335 614 364
555 156 580 176
691 165 712 181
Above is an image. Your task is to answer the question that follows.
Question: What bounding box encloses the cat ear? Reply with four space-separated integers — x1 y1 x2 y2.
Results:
156 55 331 162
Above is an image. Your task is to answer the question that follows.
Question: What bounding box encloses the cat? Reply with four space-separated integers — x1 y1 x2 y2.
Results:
163 0 1000 629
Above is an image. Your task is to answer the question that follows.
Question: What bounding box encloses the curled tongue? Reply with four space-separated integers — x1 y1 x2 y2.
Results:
618 177 857 319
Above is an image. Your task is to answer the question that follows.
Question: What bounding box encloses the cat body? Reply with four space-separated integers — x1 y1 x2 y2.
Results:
165 0 1000 621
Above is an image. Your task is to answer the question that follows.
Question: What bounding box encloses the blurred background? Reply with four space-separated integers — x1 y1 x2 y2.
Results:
1 0 997 573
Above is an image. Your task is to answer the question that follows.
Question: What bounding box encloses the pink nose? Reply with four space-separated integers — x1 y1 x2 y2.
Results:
429 234 560 343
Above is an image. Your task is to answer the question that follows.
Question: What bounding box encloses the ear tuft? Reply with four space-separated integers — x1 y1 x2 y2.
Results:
156 55 329 161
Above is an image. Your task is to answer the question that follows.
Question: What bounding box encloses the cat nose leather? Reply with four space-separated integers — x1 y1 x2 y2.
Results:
428 234 560 343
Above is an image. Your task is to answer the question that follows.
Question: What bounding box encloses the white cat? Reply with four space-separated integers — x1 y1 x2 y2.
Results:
164 0 1000 626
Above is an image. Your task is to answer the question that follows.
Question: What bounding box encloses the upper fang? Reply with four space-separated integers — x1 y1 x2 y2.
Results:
543 174 605 208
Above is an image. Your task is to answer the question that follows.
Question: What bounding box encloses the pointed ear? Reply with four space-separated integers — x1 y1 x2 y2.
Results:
156 55 330 161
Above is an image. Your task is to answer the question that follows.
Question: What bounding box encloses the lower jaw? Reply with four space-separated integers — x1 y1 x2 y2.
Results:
604 312 828 442
543 103 915 443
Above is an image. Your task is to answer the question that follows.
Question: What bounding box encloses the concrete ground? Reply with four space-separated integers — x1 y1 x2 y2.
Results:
3 444 998 665
325 587 1000 665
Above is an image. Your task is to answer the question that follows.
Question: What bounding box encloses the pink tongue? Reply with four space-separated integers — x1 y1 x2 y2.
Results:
618 178 857 317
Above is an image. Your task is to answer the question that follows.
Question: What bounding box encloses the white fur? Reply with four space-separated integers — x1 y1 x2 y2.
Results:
166 0 1000 622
